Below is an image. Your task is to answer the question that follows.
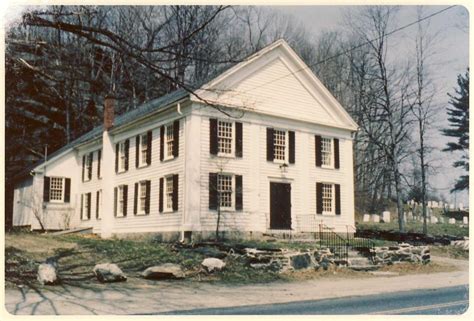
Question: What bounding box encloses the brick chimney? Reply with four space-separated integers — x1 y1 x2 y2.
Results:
104 94 115 131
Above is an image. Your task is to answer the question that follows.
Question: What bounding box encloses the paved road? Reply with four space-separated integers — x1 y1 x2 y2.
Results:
162 285 469 315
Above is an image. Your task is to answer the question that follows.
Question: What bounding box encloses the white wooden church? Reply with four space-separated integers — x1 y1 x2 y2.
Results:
12 39 358 240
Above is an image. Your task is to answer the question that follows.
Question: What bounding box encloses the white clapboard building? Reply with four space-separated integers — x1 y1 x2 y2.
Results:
12 39 358 240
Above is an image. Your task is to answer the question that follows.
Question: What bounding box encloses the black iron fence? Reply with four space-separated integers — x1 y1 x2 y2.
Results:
318 224 375 264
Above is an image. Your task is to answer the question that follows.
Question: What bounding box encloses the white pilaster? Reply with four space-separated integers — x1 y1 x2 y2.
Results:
100 131 115 238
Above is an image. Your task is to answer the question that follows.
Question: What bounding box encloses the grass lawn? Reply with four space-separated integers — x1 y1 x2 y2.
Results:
5 231 465 289
357 221 469 238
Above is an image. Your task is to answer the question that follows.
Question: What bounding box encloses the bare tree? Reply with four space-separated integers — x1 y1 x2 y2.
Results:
409 7 438 234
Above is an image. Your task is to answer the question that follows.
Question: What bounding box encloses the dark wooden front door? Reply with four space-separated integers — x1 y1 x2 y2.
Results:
270 182 291 229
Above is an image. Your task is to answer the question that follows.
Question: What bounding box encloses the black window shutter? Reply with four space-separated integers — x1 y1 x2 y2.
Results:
97 149 101 178
173 120 179 157
124 139 129 171
289 131 295 164
210 118 218 155
145 180 151 214
80 194 84 219
334 138 340 169
43 176 50 202
123 185 128 216
315 135 322 167
82 155 85 181
135 135 140 168
335 184 341 215
235 122 243 158
96 190 100 219
316 182 323 214
235 175 243 210
146 130 152 165
172 174 179 211
266 128 274 161
209 173 218 210
87 193 91 219
88 152 93 180
115 143 119 173
64 178 71 203
160 125 164 161
159 177 164 212
114 187 117 216
134 182 138 215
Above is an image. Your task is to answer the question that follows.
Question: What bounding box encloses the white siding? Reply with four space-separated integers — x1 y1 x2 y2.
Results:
109 115 185 234
195 106 355 233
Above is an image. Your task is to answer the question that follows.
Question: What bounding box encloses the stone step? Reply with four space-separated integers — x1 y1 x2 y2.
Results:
348 257 371 266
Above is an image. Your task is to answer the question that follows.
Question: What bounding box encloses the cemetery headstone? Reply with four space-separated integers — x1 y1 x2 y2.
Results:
363 214 370 222
382 211 390 223
371 214 380 223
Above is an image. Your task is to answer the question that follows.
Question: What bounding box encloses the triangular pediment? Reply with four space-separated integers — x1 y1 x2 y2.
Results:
193 40 358 131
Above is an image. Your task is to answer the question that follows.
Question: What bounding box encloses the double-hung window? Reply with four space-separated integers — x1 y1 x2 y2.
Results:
218 121 233 156
164 124 174 160
273 129 287 162
322 184 333 214
119 142 126 171
81 192 91 220
115 185 128 217
165 176 174 211
140 134 148 166
44 176 70 203
218 174 233 209
321 137 333 167
267 128 295 164
50 177 65 202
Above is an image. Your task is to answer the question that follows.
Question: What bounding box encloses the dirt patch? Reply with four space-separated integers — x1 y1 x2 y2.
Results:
5 233 76 256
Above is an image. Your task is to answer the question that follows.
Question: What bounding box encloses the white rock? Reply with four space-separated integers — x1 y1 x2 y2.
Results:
363 214 370 222
202 258 226 272
142 263 185 280
382 211 390 223
93 263 127 283
37 263 59 285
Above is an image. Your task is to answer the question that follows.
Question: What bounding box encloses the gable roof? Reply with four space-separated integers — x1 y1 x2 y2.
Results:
193 39 359 131
15 39 358 181
14 88 189 181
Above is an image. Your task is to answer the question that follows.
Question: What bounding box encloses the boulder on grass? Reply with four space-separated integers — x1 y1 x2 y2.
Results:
202 258 226 272
37 263 59 285
93 263 127 283
142 263 185 280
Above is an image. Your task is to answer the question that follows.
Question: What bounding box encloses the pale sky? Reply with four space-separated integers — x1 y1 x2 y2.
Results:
274 5 469 206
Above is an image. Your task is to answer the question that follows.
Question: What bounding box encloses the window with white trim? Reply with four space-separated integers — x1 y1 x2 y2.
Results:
322 183 334 214
117 185 126 217
138 181 147 214
164 123 174 160
139 133 148 166
273 129 287 162
218 120 233 155
81 193 90 220
321 137 333 167
96 190 102 219
119 141 127 172
218 174 233 209
165 176 174 211
50 177 64 202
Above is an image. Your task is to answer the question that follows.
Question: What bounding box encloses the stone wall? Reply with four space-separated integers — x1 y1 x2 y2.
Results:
371 243 430 265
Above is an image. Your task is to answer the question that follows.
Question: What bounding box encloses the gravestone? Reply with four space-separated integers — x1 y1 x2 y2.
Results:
463 216 468 225
448 218 456 224
407 211 413 221
459 203 464 211
449 203 455 210
371 214 380 223
439 217 445 224
382 211 390 223
363 214 370 222
430 216 438 224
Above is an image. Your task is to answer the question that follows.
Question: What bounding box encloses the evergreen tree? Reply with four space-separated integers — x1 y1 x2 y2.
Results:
442 69 469 192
